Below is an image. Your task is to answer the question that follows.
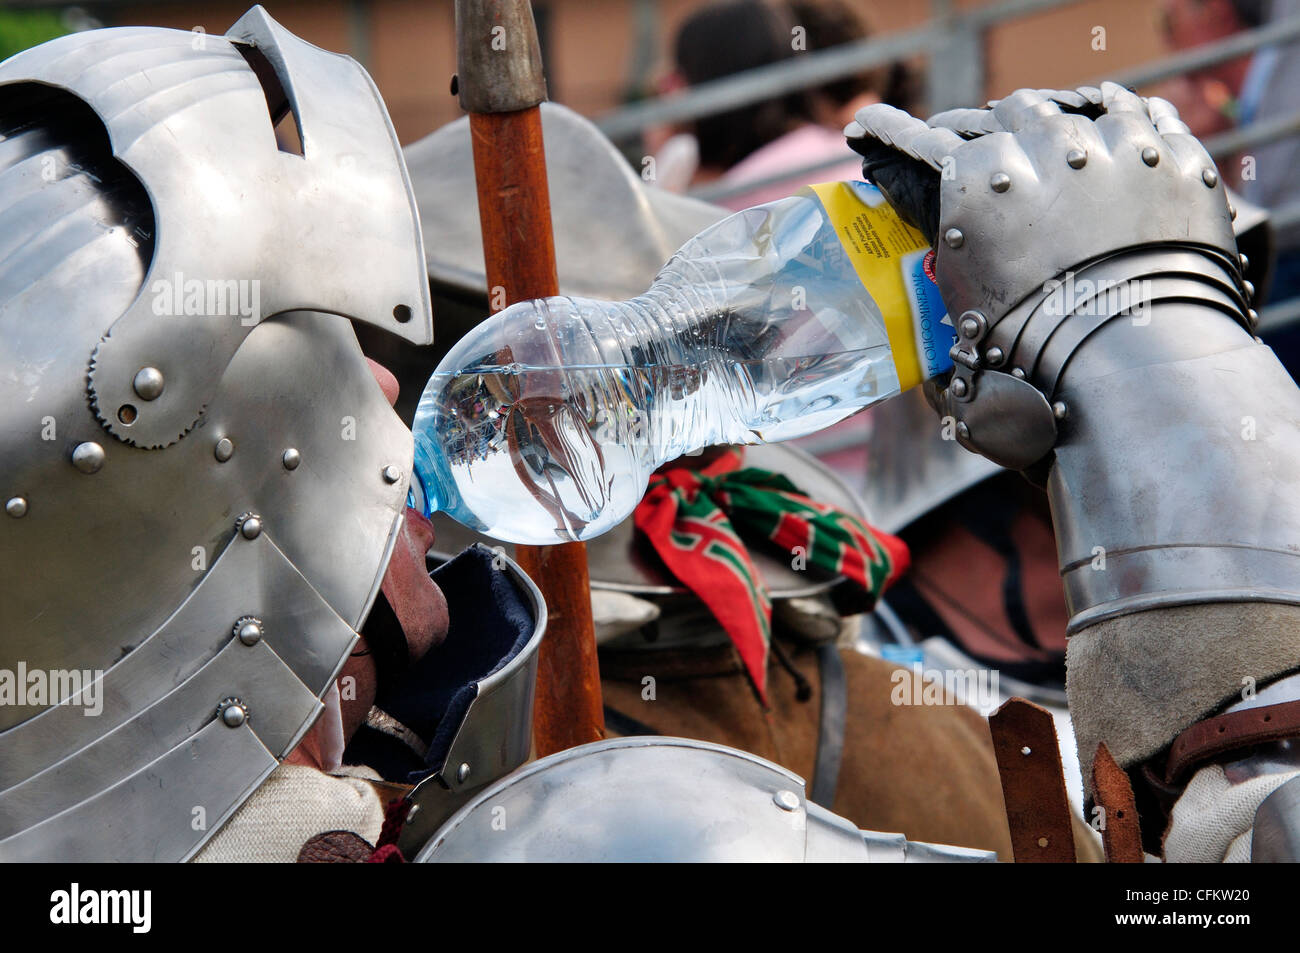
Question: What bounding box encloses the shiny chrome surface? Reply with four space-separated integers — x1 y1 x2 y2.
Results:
415 737 996 862
0 8 429 860
1252 775 1300 863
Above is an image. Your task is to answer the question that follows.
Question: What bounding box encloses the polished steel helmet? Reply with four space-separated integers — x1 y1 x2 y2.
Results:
0 6 432 860
415 736 995 862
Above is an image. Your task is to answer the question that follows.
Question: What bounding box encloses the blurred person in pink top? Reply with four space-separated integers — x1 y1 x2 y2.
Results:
647 0 916 210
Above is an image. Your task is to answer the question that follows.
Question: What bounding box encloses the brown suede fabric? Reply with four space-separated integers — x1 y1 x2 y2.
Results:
601 640 1017 860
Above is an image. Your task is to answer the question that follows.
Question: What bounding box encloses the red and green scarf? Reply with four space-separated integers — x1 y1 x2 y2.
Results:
633 448 909 704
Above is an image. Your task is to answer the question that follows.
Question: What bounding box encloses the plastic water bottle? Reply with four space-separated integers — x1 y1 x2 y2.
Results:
411 180 956 544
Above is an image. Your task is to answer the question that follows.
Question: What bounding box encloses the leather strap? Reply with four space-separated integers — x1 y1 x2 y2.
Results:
1165 699 1300 785
990 697 1077 862
1091 742 1144 863
809 642 846 809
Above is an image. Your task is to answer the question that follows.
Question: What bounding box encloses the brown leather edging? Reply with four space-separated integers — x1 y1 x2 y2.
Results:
1164 699 1300 786
1092 742 1144 863
990 697 1077 863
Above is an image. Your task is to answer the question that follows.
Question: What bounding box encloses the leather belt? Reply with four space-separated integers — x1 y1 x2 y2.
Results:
990 697 1077 862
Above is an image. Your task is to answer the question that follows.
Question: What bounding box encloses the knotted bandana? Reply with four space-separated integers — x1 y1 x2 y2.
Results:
633 449 909 703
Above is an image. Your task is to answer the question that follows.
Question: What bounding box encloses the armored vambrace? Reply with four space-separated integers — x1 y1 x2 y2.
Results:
849 85 1300 851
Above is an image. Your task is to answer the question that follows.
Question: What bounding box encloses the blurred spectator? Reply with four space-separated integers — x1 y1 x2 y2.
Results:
1158 0 1264 139
648 0 912 210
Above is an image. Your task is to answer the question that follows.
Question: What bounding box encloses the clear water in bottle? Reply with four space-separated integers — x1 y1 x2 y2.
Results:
411 181 954 544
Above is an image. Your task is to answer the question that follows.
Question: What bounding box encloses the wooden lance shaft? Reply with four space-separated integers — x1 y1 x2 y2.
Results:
465 107 605 755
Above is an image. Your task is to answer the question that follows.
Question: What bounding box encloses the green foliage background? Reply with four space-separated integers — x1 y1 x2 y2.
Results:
0 10 68 63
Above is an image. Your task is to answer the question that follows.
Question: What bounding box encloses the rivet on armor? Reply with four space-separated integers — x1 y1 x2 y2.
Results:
457 762 471 783
943 227 964 249
1248 309 1259 328
1011 367 1026 380
1244 280 1256 301
382 465 402 484
132 366 165 401
1052 401 1068 420
1141 147 1159 167
989 172 1011 193
234 616 264 646
236 513 263 540
5 497 28 518
1239 253 1250 272
218 698 248 728
1229 204 1238 221
956 421 971 440
282 448 301 471
1066 149 1087 170
985 346 1005 367
71 442 105 474
214 437 235 463
1202 168 1219 188
773 789 800 812
949 377 969 398
959 310 986 340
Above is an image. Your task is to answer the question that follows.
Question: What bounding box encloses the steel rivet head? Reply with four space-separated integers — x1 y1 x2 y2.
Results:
1011 367 1026 379
214 437 234 463
218 698 248 728
282 448 301 471
237 513 262 540
944 227 964 249
234 616 264 646
1066 149 1087 169
382 465 401 484
1202 167 1219 188
959 311 985 340
1239 253 1250 272
132 366 165 401
1141 146 1159 167
773 789 800 812
985 346 1005 366
457 762 471 783
1052 401 1068 420
949 377 968 398
989 172 1011 193
1229 204 1238 221
71 442 105 474
1248 308 1259 327
1243 280 1256 301
956 421 971 440
5 497 28 518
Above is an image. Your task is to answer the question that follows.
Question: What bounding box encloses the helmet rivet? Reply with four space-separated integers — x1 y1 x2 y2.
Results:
214 437 235 463
237 513 263 540
949 377 969 398
457 762 471 783
989 172 1011 193
943 227 964 249
1011 367 1026 380
1052 401 1068 420
1202 167 1219 188
985 346 1005 366
71 442 105 474
1141 146 1159 167
773 789 800 812
956 421 971 440
218 698 248 728
1066 149 1087 169
382 465 402 484
234 616 264 646
282 448 301 471
132 366 165 401
5 497 28 518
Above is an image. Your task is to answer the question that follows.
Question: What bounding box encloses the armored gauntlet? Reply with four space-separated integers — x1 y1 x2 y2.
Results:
848 84 1300 853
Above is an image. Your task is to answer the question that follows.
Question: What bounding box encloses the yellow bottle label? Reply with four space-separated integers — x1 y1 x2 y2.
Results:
804 181 950 392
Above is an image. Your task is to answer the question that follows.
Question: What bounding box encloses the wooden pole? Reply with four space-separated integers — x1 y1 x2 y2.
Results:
455 0 605 755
